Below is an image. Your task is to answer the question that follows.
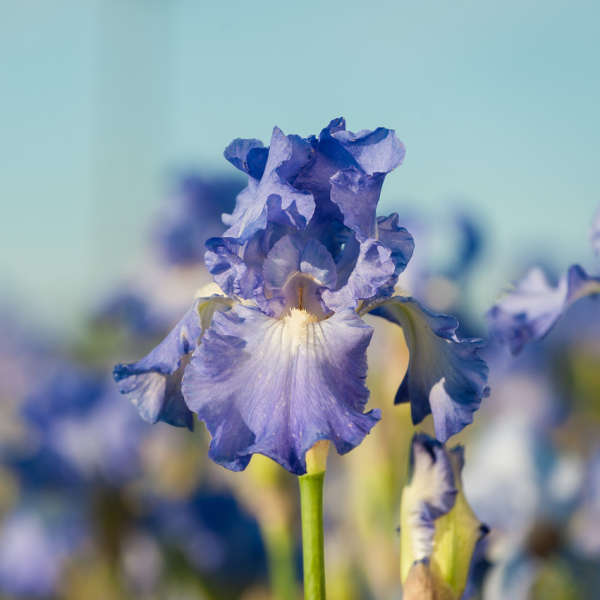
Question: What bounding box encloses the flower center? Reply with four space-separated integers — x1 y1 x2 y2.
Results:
280 308 320 351
282 273 327 319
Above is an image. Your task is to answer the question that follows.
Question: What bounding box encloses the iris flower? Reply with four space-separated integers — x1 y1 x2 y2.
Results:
149 489 266 593
11 362 147 488
0 500 86 598
400 433 487 600
157 174 241 266
464 416 600 599
114 118 489 475
487 205 600 354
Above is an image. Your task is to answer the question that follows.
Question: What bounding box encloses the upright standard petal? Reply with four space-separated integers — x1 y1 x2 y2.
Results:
224 138 267 179
322 240 396 311
329 168 384 240
113 296 231 429
369 297 489 442
487 265 600 354
330 123 406 176
182 305 380 475
321 215 414 312
293 118 405 230
376 213 415 276
223 127 315 241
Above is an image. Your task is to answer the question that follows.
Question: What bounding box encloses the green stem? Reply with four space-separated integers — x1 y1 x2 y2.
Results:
299 471 326 600
263 523 297 600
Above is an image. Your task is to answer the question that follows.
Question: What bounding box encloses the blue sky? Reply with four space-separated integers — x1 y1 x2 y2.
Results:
1 0 598 331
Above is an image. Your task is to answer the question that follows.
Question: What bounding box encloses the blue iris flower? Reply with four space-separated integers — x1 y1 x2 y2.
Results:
487 205 600 354
114 118 489 475
11 361 148 488
93 291 167 338
148 489 266 593
400 433 488 599
157 174 241 266
0 498 87 598
464 417 600 599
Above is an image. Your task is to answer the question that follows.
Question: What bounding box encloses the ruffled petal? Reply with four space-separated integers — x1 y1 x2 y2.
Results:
487 265 600 354
322 240 397 311
113 296 231 429
182 305 380 474
204 236 266 301
330 168 383 240
400 433 457 576
223 138 267 179
295 118 405 227
400 434 488 599
370 297 489 442
376 213 415 275
262 235 336 293
330 123 406 175
223 127 315 241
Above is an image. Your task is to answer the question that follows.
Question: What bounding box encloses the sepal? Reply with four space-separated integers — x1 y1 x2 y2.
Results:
370 297 489 441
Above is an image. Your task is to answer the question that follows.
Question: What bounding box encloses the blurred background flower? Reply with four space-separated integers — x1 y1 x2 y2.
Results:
1 1 599 598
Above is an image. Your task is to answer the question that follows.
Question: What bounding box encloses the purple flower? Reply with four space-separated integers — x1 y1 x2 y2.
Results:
401 434 458 567
157 174 240 266
114 296 232 431
463 416 597 599
488 205 600 354
13 361 148 488
149 490 265 592
487 265 600 355
400 433 487 598
115 118 489 474
92 290 167 338
183 307 375 473
371 299 489 442
0 500 86 598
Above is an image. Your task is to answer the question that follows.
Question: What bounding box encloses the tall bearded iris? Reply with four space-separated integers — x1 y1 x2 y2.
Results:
114 118 489 475
487 205 600 354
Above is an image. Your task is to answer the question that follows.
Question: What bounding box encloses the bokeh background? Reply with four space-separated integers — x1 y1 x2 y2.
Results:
2 0 599 330
1 1 599 599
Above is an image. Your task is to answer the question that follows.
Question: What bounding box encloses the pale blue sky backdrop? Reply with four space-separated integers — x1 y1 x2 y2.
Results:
1 0 598 331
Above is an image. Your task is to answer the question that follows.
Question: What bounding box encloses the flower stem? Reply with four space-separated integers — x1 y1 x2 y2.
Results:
298 470 326 600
